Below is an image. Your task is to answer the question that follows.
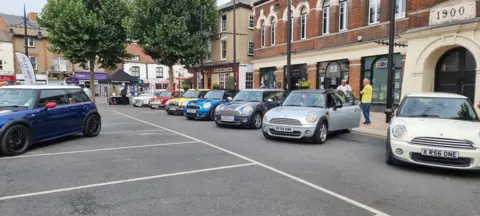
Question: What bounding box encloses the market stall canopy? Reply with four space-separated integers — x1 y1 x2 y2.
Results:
99 69 139 84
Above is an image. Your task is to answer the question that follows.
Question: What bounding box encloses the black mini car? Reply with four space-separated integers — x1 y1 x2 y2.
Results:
214 89 286 129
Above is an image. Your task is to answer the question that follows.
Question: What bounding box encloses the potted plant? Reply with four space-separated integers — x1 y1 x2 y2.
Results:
181 83 189 91
212 83 220 89
299 81 311 89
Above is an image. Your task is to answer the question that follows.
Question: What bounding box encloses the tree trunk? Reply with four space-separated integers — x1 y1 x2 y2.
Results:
89 60 96 103
168 64 174 91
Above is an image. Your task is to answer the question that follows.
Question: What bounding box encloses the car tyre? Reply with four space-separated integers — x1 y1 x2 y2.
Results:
385 132 398 165
0 124 33 156
83 114 101 137
207 106 216 121
250 112 262 129
215 121 223 127
166 111 174 115
313 121 328 144
186 117 194 120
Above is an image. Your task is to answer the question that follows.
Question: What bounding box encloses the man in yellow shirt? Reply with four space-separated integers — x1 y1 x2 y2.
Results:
360 78 373 125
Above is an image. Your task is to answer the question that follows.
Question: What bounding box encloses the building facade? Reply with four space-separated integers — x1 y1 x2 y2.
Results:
253 0 480 112
192 0 255 90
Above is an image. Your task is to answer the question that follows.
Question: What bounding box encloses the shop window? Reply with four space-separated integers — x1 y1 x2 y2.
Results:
219 73 227 88
322 0 330 34
300 6 307 40
245 72 253 89
260 67 277 88
339 0 348 31
362 54 402 104
317 60 349 90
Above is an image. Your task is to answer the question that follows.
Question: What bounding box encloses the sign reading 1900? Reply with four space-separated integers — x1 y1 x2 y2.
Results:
429 1 476 26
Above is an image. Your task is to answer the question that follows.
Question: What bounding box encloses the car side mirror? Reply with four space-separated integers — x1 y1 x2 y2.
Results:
267 99 273 102
44 102 57 110
354 100 360 105
335 102 343 109
227 97 232 101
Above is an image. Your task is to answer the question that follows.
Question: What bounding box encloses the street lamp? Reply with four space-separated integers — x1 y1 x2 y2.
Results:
8 4 43 57
232 0 237 90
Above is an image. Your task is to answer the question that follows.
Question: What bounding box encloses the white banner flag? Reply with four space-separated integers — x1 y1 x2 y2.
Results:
15 52 37 85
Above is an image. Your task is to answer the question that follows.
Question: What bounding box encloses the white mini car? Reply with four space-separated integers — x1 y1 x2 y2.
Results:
386 92 480 170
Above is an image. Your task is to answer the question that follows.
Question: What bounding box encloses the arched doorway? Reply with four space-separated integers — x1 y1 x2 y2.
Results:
435 47 477 102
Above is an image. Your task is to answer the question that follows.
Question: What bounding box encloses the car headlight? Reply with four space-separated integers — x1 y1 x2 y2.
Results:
305 113 317 123
242 106 254 114
181 101 188 106
203 102 211 109
392 125 407 139
263 113 269 122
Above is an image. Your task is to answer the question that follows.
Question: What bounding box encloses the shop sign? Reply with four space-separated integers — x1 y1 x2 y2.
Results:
376 61 387 69
213 67 233 73
0 75 15 81
74 72 108 80
429 0 476 26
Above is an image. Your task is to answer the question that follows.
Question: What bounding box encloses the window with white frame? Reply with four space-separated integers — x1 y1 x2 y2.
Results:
339 0 348 31
54 57 67 71
245 72 253 89
322 0 330 34
129 55 140 61
368 0 380 24
206 40 212 61
219 73 227 88
29 56 37 70
395 0 406 19
27 37 35 47
248 41 254 56
131 66 140 77
221 39 227 60
249 15 254 29
260 20 265 47
270 17 276 45
156 67 164 78
300 7 307 40
221 15 227 32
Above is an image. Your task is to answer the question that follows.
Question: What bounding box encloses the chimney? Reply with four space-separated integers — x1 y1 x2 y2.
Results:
27 12 38 22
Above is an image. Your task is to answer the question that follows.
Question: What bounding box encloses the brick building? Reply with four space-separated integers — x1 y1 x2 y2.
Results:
192 0 255 90
252 0 480 112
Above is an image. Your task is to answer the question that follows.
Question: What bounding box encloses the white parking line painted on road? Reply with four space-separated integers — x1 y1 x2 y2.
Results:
113 110 391 216
101 130 165 134
0 163 256 201
102 122 146 126
0 141 198 160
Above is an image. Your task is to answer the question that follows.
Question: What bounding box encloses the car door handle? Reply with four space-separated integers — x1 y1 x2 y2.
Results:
355 108 361 112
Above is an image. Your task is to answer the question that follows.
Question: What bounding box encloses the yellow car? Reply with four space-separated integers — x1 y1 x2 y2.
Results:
165 89 209 115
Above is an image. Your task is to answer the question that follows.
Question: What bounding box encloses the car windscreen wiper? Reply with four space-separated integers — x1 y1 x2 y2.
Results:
306 105 324 108
233 100 244 101
0 105 28 108
284 104 302 106
408 114 440 118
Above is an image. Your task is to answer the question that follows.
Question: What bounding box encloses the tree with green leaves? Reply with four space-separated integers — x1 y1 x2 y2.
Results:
126 0 218 90
39 0 130 102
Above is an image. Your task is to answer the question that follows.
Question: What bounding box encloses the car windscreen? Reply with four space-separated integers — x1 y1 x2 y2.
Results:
154 92 162 97
160 91 172 97
0 89 37 108
204 90 225 100
282 92 325 108
232 91 262 102
182 90 200 98
140 91 154 96
398 97 479 121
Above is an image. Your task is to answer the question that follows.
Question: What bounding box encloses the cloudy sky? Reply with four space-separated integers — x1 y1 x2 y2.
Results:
0 0 231 15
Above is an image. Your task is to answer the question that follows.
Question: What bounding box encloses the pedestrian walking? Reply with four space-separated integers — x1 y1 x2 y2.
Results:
360 78 372 125
336 79 352 93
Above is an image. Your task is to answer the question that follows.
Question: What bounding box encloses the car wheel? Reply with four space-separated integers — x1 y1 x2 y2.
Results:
186 117 194 120
385 133 398 165
215 121 223 127
0 124 33 156
251 112 262 129
83 114 102 137
313 121 328 144
207 107 216 121
166 111 173 115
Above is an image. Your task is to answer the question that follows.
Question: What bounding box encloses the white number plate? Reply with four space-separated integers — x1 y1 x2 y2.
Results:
187 109 196 113
221 116 234 122
421 149 459 159
275 127 293 132
152 105 158 108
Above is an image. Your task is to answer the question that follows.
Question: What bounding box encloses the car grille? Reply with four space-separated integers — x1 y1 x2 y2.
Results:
410 137 475 150
269 129 301 137
270 118 302 125
186 105 201 109
411 153 472 167
216 110 241 115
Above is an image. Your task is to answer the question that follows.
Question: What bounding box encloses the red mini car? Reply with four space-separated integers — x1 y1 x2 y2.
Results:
149 91 182 109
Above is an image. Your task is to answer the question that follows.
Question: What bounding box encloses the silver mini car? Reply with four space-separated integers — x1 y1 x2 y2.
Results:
262 89 361 144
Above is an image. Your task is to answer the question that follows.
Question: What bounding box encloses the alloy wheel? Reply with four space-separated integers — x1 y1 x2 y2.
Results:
254 114 262 128
7 127 28 152
89 116 101 134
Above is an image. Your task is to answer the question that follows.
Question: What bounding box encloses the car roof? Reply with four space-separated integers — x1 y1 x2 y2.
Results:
239 88 284 92
1 85 81 90
405 92 467 99
291 89 328 94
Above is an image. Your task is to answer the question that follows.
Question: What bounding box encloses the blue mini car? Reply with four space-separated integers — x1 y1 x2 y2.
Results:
0 85 101 156
184 89 238 120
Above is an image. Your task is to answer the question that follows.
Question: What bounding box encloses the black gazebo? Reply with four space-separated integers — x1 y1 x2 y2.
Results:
100 69 139 105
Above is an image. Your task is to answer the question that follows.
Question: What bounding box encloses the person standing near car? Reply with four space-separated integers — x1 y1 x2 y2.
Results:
360 78 372 125
336 79 352 93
